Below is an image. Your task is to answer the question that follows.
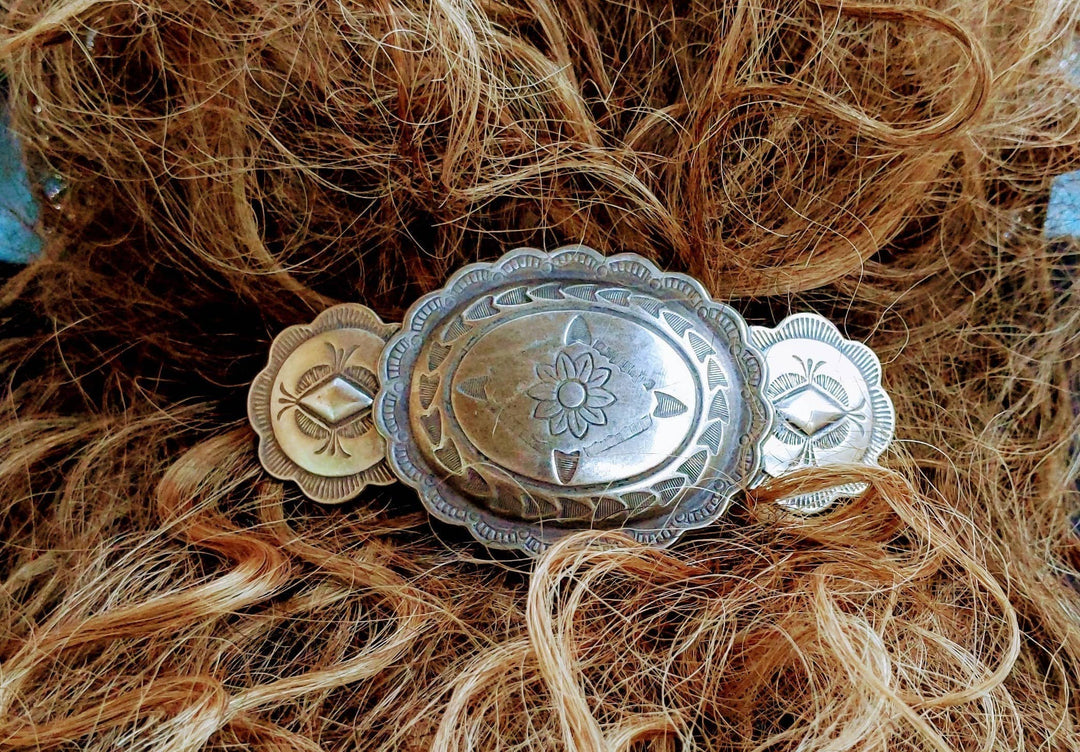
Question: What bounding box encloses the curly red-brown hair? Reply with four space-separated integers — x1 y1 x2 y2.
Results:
1 0 1079 748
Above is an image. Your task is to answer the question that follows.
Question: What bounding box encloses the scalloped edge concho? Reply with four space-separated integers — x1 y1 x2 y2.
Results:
750 313 895 513
374 245 773 554
248 246 898 556
248 304 399 503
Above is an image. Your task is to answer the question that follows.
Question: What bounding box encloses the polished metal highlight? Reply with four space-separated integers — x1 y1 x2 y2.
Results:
750 313 895 513
248 304 398 503
375 245 772 554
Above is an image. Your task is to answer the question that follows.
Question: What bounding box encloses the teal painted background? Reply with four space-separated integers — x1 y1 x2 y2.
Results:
0 107 41 264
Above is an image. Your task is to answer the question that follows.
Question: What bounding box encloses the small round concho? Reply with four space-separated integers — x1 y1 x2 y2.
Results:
247 304 398 503
247 246 897 556
750 314 896 513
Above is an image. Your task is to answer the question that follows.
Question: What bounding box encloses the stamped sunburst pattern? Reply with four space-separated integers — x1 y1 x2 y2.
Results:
247 304 398 504
751 313 895 514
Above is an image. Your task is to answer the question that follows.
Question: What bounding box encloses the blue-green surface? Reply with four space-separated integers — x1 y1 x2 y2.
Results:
0 108 41 264
1047 171 1080 239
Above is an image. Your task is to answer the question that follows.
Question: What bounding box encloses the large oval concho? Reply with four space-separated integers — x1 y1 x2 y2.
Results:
376 246 771 554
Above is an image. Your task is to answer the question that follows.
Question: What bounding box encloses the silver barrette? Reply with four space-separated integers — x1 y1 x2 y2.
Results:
248 245 895 555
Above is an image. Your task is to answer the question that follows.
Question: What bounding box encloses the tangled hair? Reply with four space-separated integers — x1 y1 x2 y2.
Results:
2 0 1080 748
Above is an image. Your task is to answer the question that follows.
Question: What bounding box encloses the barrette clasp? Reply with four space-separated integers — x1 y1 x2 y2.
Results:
248 245 894 555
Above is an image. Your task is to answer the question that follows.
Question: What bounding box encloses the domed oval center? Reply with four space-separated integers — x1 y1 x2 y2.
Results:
446 308 700 488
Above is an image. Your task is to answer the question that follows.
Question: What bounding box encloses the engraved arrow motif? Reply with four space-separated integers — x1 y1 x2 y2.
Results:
653 391 688 418
553 449 581 484
455 375 491 401
565 315 592 345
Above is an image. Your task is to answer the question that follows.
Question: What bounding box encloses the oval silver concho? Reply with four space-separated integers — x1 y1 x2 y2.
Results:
375 246 772 554
750 313 895 513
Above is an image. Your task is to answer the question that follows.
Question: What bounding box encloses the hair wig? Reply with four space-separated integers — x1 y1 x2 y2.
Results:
2 0 1080 749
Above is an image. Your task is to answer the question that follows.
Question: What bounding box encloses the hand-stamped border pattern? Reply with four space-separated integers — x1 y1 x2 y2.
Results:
375 245 773 555
248 304 399 503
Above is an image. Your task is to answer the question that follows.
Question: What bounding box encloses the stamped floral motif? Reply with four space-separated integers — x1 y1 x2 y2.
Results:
376 245 770 555
527 350 615 439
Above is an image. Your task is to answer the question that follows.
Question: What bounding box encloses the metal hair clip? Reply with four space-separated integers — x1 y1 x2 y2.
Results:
248 245 895 555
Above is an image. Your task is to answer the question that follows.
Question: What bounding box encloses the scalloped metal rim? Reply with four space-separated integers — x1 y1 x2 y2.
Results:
750 312 895 514
247 304 399 503
374 245 774 555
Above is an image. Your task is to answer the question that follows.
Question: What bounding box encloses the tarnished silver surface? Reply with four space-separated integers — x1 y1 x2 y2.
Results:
750 313 895 513
248 304 398 503
375 245 772 554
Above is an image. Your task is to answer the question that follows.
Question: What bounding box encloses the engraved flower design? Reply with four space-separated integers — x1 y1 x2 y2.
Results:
527 351 615 439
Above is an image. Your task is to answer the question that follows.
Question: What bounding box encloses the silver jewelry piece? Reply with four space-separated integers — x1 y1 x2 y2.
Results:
750 314 895 513
375 246 770 554
248 246 896 555
247 304 398 503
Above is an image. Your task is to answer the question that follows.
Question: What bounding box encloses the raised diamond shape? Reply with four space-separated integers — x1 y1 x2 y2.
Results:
776 386 844 435
299 376 372 425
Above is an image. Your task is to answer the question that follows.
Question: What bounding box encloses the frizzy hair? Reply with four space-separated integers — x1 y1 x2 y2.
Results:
1 0 1080 749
